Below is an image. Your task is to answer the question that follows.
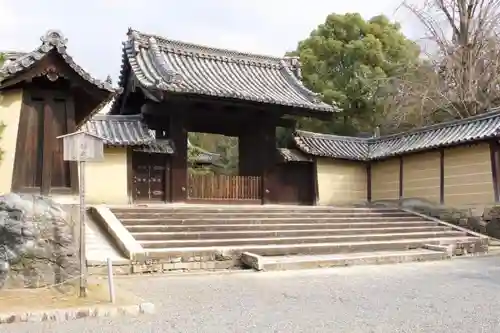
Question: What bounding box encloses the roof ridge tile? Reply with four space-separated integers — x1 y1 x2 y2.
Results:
294 110 500 160
114 28 337 113
128 28 284 66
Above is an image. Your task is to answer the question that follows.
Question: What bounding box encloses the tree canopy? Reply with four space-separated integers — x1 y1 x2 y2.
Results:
293 13 421 135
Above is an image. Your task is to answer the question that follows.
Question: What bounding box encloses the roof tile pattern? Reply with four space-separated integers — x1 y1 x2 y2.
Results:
0 30 115 92
294 110 500 161
294 131 369 161
119 29 336 112
81 114 154 145
134 139 175 154
277 148 313 162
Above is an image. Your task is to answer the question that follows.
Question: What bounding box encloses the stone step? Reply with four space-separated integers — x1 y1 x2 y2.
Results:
111 207 401 214
125 221 440 233
130 226 452 241
138 231 466 249
142 236 481 260
113 211 413 219
241 249 448 271
119 216 425 226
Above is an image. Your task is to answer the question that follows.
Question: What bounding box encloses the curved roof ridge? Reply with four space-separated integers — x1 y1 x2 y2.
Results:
0 30 116 93
295 130 369 142
128 28 284 65
91 114 143 121
373 107 500 142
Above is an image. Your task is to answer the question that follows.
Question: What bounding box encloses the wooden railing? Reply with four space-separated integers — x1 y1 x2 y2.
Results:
187 174 262 201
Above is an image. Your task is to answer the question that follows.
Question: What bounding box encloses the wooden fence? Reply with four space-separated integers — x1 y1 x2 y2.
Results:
187 173 262 201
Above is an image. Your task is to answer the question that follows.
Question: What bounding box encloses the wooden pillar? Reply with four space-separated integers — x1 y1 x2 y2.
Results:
164 157 171 203
260 122 275 205
489 140 500 202
65 97 79 195
398 156 404 199
169 114 187 202
439 149 445 204
238 132 257 176
366 162 372 202
238 120 275 204
41 103 53 195
312 159 320 205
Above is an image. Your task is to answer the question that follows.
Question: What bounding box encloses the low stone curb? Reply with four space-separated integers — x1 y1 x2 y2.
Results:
0 302 155 324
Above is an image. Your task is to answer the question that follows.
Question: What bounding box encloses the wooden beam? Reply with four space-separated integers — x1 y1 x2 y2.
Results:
489 141 499 202
161 92 334 120
164 156 171 203
41 102 53 195
439 149 445 204
65 97 79 195
11 90 31 192
275 117 296 128
312 158 320 205
399 156 404 199
366 163 372 202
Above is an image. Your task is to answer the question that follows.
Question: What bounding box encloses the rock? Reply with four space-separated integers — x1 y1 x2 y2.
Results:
467 216 487 233
483 206 500 222
0 193 78 289
486 220 500 239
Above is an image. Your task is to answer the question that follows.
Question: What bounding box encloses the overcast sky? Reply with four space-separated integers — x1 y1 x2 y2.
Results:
0 0 417 83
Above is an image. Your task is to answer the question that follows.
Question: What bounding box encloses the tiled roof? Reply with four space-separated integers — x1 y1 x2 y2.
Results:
294 109 500 161
81 114 154 146
277 148 313 163
294 131 369 161
0 30 115 93
0 51 26 65
134 139 175 154
116 29 336 113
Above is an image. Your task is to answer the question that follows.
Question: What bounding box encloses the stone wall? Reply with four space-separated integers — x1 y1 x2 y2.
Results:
370 197 500 239
0 193 78 289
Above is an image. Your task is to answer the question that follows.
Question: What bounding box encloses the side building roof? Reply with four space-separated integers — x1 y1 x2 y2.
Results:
80 114 155 146
294 109 500 161
0 31 115 92
80 114 221 165
112 28 337 114
0 30 118 124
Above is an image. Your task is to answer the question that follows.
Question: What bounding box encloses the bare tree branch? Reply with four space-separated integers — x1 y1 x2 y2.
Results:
384 0 500 128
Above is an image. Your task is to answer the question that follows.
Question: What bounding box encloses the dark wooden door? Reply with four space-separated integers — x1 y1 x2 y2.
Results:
132 152 168 202
12 89 77 195
268 163 315 205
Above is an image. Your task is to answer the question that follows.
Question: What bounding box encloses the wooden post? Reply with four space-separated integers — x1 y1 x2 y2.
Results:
79 160 87 297
366 163 372 203
439 149 445 204
57 130 105 299
490 141 499 202
399 156 404 199
107 258 116 303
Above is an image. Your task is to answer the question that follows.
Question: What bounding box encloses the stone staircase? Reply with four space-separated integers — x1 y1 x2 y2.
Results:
107 206 488 272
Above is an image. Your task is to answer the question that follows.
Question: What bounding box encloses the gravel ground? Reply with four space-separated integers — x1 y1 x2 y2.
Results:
2 255 500 333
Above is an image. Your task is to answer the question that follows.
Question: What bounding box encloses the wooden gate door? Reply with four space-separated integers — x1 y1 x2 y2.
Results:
132 152 168 202
267 163 315 205
187 173 262 203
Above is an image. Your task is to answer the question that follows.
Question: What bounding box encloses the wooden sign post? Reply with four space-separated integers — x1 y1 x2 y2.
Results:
57 131 104 297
